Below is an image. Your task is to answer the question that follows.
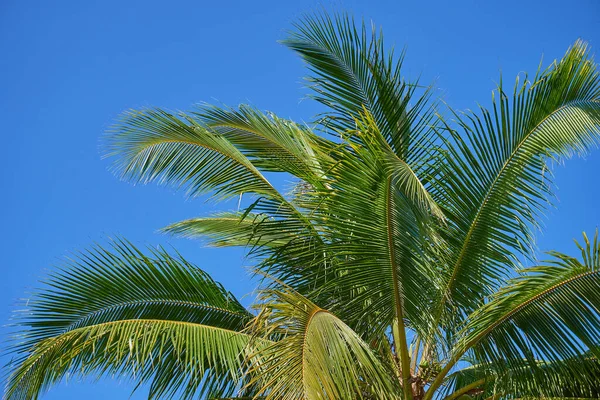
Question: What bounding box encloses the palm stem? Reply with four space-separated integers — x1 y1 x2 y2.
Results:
443 378 486 400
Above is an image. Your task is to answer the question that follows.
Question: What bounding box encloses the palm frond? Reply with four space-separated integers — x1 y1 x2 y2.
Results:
104 108 280 201
6 319 255 400
247 289 401 399
104 107 327 267
162 212 292 248
430 40 600 324
428 231 600 399
283 12 440 164
5 239 257 400
192 104 328 185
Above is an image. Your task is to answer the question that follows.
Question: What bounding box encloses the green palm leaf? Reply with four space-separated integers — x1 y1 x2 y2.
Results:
193 104 326 185
104 108 282 201
426 232 600 399
5 239 258 400
283 12 439 164
431 40 600 324
6 319 254 400
105 107 328 275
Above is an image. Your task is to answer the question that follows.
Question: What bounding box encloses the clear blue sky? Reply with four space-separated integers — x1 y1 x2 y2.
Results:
1 0 599 398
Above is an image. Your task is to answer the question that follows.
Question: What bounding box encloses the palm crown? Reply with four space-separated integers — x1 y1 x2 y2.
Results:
5 12 600 400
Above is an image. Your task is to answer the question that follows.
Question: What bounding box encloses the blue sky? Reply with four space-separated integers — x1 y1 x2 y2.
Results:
1 0 599 398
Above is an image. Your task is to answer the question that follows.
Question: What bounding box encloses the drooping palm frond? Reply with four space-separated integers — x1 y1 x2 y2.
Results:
425 232 600 399
247 288 401 400
5 239 259 400
104 108 280 201
429 40 600 326
192 104 328 186
6 319 256 400
105 107 330 290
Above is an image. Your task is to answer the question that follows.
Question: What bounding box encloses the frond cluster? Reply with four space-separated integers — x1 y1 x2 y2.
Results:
5 12 600 400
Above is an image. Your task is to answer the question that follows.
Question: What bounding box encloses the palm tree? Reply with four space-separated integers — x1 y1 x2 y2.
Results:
5 12 600 400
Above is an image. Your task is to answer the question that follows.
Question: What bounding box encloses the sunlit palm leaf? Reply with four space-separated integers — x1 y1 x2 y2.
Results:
193 104 327 185
105 108 280 201
6 319 255 400
105 107 327 272
247 289 401 399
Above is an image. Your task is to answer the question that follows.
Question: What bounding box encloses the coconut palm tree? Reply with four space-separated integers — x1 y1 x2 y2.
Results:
5 12 600 400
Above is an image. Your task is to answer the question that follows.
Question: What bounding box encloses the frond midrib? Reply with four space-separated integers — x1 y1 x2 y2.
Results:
385 175 412 400
63 298 251 333
465 269 599 349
